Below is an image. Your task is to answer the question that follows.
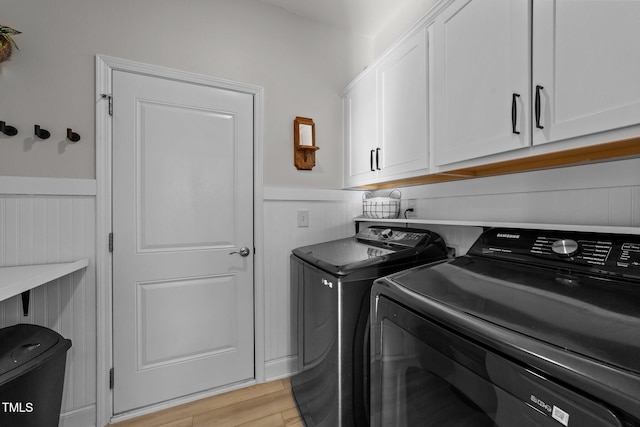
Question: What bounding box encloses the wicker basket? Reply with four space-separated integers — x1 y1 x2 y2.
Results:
362 189 401 219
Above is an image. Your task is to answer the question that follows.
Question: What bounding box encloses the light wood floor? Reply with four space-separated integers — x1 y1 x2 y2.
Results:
108 379 303 427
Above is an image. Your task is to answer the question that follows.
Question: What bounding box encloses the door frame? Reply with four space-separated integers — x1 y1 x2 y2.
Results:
95 55 265 425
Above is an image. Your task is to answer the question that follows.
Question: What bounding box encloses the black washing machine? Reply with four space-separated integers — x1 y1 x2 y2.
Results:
290 225 448 427
371 227 640 427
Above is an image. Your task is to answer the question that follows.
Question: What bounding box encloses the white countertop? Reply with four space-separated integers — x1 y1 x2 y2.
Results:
355 216 640 235
0 259 90 303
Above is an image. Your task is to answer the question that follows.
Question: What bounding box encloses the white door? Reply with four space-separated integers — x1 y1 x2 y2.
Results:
377 26 429 178
111 70 255 413
533 0 640 145
434 0 530 166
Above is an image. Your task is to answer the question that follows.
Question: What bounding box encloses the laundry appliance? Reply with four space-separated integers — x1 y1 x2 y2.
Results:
371 227 640 427
291 225 448 426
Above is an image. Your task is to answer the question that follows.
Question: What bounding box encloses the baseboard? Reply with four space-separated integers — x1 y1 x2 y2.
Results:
264 355 299 381
59 405 96 427
108 379 257 425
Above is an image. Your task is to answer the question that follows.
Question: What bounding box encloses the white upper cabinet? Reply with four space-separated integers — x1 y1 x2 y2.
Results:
532 0 640 145
344 0 640 187
434 0 531 166
435 0 640 166
344 27 430 188
344 71 378 187
377 26 430 179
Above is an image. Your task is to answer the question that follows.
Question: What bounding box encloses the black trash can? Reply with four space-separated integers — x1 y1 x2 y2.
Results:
0 324 72 427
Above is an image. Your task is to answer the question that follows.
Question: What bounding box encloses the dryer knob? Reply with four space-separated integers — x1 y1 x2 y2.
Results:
552 239 579 257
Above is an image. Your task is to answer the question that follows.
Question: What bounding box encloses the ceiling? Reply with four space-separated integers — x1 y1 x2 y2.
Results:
258 0 414 38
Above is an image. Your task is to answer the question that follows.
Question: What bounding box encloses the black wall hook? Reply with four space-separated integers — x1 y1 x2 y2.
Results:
34 124 50 140
0 121 18 136
66 128 81 143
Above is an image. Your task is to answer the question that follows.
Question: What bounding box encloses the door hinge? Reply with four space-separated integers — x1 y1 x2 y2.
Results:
108 233 113 252
101 94 113 116
109 368 114 389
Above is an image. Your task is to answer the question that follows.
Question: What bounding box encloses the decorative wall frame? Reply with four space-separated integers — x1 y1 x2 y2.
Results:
293 116 319 170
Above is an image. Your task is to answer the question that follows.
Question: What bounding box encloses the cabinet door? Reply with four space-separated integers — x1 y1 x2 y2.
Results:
377 27 430 178
344 71 377 187
533 0 640 145
434 0 530 166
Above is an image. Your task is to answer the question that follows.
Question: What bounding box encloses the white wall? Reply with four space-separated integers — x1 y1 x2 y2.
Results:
0 0 371 189
262 187 362 379
0 3 374 424
372 0 439 57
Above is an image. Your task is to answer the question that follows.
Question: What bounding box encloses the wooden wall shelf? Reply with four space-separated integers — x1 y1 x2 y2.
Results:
356 137 640 190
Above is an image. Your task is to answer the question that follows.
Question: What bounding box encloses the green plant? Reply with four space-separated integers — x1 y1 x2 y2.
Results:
0 25 21 63
0 25 21 50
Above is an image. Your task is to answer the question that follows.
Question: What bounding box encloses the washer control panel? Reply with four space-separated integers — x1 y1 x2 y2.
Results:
470 228 640 279
551 239 580 257
357 226 432 249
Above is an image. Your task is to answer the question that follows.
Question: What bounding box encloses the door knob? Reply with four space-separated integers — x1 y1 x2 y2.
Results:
229 247 251 257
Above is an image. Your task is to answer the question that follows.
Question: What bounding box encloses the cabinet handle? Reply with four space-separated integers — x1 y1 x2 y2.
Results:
376 148 381 170
370 150 375 172
535 85 544 129
511 93 521 135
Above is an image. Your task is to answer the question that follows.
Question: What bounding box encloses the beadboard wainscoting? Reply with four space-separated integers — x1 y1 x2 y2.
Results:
397 158 640 228
3 159 636 426
262 187 362 380
0 177 97 427
359 159 640 260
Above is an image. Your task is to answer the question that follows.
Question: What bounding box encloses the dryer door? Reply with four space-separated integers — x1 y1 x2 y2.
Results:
371 295 625 427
